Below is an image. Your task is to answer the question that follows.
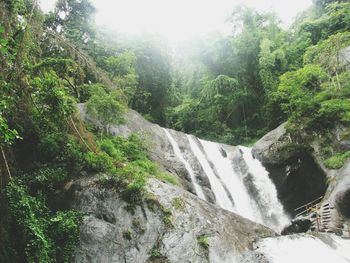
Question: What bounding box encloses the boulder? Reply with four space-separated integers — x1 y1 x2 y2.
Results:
252 124 328 216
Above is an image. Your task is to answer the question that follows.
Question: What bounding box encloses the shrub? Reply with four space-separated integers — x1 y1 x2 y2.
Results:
97 138 125 160
84 151 115 173
324 151 350 169
30 167 68 193
171 197 185 209
37 133 85 171
86 87 126 133
197 235 209 249
122 229 132 240
49 211 83 263
6 177 83 263
6 179 54 263
110 133 149 161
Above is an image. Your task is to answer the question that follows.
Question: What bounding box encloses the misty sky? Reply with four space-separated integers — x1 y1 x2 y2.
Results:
40 0 313 42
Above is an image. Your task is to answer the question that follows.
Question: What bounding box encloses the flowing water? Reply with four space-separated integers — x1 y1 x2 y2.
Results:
187 135 234 211
255 234 350 263
163 127 289 231
239 146 290 231
162 128 350 261
199 139 257 222
162 128 206 200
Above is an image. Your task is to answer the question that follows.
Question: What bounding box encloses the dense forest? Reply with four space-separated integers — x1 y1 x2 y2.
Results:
1 0 350 262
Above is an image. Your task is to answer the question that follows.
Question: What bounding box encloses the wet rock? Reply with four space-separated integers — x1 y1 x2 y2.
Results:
281 219 312 235
328 160 350 220
252 124 328 216
68 176 276 263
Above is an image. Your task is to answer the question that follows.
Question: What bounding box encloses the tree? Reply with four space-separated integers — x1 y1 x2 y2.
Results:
272 64 328 131
131 35 172 125
304 32 350 75
104 51 139 102
86 86 126 133
313 0 348 8
45 0 96 46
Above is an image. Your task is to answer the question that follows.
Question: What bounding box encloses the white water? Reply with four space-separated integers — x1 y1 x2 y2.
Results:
162 129 350 262
240 146 290 231
162 128 206 200
163 128 289 231
256 234 350 263
187 135 234 210
199 139 257 221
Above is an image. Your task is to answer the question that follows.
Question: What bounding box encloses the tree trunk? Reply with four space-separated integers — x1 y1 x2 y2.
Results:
1 147 11 179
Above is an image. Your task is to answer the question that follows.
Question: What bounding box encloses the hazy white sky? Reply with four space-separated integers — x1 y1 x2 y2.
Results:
40 0 312 42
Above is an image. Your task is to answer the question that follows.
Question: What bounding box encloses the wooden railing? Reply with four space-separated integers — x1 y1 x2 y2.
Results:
294 197 350 238
294 196 324 218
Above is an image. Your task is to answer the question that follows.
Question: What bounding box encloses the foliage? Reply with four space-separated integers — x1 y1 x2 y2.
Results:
131 36 172 125
159 207 173 228
272 64 328 131
31 71 76 131
45 0 96 46
37 133 85 170
6 179 53 263
3 0 350 259
6 178 82 263
0 116 20 146
171 197 185 210
324 151 350 169
197 235 209 249
304 32 350 74
86 133 177 204
49 211 83 262
122 229 132 240
148 246 169 262
84 151 115 173
86 86 126 132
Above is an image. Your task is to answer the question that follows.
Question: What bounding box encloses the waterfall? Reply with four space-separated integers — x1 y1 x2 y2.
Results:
162 128 206 200
255 234 350 262
187 135 234 211
199 139 257 221
163 128 289 231
240 146 290 231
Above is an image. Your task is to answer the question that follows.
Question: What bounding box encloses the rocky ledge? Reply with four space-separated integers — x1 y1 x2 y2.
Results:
67 176 276 263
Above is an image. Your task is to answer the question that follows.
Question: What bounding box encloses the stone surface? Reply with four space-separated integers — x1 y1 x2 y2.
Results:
78 104 244 204
252 124 328 216
68 176 276 263
281 219 312 235
253 122 350 234
252 123 290 165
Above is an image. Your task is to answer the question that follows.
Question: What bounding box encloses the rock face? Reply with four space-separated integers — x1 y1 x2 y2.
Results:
281 219 312 235
68 176 275 263
73 104 350 262
78 104 290 232
252 124 328 216
78 104 216 200
253 123 350 235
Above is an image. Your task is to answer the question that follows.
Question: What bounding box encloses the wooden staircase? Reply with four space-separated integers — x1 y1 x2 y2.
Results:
294 197 350 238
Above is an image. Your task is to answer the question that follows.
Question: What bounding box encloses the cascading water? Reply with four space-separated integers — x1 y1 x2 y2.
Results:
189 136 288 231
163 128 289 231
162 128 206 200
239 146 290 231
162 128 350 262
199 139 257 222
187 135 234 211
255 234 350 263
